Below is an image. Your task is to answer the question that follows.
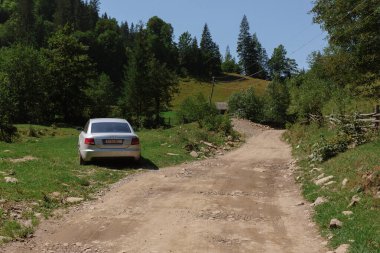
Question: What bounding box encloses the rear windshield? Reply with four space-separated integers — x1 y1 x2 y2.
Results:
91 122 131 133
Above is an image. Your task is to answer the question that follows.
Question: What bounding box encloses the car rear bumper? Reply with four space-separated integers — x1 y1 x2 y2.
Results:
80 147 141 161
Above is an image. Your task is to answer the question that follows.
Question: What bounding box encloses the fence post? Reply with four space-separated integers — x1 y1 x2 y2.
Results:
375 105 380 130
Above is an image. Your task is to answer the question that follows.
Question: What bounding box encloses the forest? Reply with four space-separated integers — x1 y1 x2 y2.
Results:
0 0 379 137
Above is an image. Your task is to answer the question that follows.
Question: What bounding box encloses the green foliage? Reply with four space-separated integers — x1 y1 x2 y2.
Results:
0 123 17 143
200 23 222 77
312 0 380 86
178 93 216 125
228 88 264 122
44 25 95 124
84 73 113 118
285 123 380 252
121 25 178 128
263 78 290 126
0 44 48 123
237 15 268 78
221 46 240 73
287 71 333 122
177 93 233 136
268 44 298 79
310 116 374 162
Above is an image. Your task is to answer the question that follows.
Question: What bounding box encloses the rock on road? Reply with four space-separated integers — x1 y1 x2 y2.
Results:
2 119 326 253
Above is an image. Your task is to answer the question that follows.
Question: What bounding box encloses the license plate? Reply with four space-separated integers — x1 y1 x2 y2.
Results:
103 139 123 144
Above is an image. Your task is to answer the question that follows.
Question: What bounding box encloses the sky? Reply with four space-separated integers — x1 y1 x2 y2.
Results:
99 0 328 69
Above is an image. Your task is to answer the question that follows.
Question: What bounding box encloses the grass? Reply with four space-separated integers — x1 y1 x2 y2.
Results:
0 123 228 241
172 74 268 110
285 123 380 253
162 73 268 126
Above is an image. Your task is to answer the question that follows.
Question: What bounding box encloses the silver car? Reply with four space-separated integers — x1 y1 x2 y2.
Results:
78 118 141 165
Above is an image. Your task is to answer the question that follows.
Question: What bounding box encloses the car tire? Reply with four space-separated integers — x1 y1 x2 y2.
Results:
79 154 88 165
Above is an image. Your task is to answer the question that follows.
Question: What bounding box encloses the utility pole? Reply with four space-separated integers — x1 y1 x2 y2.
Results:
209 76 215 106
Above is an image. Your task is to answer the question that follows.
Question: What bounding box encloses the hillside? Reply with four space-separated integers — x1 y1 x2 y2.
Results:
171 73 268 110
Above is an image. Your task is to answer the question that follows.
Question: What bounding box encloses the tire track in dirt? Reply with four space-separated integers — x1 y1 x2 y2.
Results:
1 119 326 253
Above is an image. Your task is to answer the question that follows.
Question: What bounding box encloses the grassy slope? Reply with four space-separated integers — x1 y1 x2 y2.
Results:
171 74 268 109
0 123 227 239
285 124 380 253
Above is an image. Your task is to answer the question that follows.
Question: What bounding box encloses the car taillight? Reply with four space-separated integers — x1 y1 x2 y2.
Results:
131 137 139 145
84 138 95 145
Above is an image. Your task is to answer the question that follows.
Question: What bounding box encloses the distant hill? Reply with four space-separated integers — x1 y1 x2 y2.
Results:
171 73 268 109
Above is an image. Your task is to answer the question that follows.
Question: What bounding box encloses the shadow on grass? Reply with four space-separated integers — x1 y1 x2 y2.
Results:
90 157 159 171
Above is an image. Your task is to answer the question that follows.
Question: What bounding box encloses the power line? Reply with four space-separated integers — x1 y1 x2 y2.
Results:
218 0 375 84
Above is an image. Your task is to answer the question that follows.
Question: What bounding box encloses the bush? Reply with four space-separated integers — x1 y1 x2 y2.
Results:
0 123 18 143
177 93 233 136
228 88 264 122
310 114 374 162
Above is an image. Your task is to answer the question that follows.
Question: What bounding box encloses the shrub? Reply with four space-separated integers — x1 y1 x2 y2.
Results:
177 93 233 136
0 123 18 143
228 88 264 122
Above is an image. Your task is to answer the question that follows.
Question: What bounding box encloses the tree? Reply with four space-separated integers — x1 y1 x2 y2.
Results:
84 73 113 118
237 15 263 77
200 23 221 78
312 0 380 80
310 0 380 97
0 44 48 123
252 33 269 79
45 25 95 124
263 78 290 126
221 46 240 73
268 45 298 79
93 18 125 95
146 16 178 70
14 0 36 44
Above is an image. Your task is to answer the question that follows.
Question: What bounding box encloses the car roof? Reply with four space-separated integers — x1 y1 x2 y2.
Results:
89 118 129 124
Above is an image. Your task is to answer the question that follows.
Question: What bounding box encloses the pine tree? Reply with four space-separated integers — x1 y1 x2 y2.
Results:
268 44 298 79
221 46 239 73
200 23 221 78
237 15 262 76
14 0 35 44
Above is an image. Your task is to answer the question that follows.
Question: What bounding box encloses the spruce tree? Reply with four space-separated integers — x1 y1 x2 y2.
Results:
200 23 221 78
237 15 262 76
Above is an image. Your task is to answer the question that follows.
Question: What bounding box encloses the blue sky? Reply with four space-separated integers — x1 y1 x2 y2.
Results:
99 0 328 69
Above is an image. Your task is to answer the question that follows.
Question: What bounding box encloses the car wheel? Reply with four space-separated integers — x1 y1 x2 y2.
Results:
79 154 88 165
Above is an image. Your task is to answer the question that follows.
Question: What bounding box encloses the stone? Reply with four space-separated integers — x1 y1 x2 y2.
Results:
35 213 43 218
315 175 334 186
66 197 84 203
311 197 328 207
166 153 179 156
335 244 350 253
342 178 348 187
4 177 18 183
316 173 325 180
51 192 61 198
329 218 343 229
227 135 233 141
342 211 353 216
375 191 380 199
347 195 361 207
324 181 336 186
190 151 199 158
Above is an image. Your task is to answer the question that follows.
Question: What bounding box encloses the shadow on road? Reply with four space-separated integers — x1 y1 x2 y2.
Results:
90 157 159 171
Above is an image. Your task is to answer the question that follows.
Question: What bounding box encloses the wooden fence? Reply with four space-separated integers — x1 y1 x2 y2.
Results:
325 105 380 130
357 105 380 129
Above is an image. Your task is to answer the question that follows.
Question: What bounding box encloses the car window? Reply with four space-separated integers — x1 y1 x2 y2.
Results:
84 121 89 133
91 122 131 133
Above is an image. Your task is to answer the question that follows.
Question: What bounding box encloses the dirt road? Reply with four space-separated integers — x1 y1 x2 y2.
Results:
2 120 326 253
